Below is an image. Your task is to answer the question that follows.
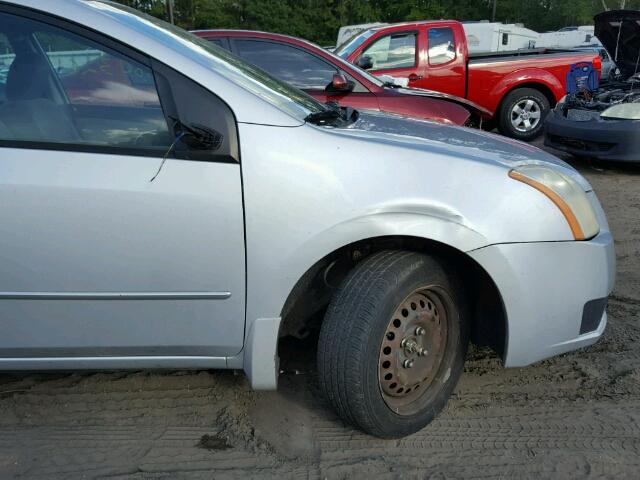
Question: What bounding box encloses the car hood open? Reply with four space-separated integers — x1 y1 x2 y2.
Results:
595 10 640 78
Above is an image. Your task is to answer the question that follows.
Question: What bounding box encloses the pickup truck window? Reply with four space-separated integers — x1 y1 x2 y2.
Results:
428 27 456 66
233 39 338 90
362 33 417 70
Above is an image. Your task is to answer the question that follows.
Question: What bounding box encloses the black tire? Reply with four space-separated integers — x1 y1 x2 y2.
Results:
498 87 550 141
317 250 469 438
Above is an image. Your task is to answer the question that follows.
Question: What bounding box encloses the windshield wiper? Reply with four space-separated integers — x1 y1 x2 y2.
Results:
383 81 401 88
305 102 359 126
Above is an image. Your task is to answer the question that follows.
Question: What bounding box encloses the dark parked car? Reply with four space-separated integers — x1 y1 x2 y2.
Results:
545 10 640 162
193 29 489 127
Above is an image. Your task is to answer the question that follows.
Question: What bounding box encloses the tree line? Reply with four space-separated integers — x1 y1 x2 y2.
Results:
115 0 640 46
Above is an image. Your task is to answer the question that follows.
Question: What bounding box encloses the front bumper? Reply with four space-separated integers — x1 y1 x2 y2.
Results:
468 192 616 367
544 109 640 162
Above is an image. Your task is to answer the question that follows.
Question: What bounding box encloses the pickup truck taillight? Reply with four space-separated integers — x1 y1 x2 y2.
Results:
592 56 602 77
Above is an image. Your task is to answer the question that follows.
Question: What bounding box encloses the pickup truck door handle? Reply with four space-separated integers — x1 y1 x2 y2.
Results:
408 74 423 81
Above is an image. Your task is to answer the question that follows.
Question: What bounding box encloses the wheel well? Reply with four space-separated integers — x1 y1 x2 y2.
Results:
501 82 557 110
277 236 507 362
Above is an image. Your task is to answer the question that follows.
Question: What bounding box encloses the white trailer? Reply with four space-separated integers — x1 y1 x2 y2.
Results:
462 22 538 53
537 26 602 48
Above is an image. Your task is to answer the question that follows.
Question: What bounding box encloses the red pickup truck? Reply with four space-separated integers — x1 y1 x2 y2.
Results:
335 21 602 140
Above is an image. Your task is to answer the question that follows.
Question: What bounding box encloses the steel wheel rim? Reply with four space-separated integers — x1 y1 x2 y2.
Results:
510 99 541 132
378 287 449 416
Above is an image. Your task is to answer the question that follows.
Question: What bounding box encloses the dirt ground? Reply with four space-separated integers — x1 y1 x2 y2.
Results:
0 142 639 479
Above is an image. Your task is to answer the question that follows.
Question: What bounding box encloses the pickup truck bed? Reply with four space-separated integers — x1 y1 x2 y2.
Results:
465 49 598 114
468 48 576 60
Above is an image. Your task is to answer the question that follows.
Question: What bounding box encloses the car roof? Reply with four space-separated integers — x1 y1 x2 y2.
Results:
367 20 457 32
193 29 322 47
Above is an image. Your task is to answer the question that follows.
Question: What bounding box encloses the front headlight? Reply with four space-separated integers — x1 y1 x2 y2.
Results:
601 103 640 120
509 165 600 240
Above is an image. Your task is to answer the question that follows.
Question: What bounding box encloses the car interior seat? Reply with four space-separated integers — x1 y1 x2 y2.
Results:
0 51 80 142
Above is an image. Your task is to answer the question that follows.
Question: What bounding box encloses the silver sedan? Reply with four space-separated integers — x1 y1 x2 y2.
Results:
0 0 614 438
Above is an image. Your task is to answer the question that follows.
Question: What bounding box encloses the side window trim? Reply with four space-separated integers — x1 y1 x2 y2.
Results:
0 140 174 159
361 30 418 72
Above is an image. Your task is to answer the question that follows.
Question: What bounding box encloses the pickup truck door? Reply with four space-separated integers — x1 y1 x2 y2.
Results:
227 38 378 111
421 25 467 98
0 9 246 361
358 30 426 88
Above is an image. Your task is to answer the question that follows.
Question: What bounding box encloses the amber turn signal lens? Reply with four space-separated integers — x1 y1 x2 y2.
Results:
509 169 586 240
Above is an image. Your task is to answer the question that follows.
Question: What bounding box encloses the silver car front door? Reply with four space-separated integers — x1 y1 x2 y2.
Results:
0 8 246 362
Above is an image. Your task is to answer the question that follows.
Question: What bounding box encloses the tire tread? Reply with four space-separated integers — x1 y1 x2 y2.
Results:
318 250 466 437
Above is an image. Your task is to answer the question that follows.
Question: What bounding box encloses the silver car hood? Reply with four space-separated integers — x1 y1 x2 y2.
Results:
331 110 591 190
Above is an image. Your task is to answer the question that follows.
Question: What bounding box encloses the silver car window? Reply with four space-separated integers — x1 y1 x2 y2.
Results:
0 11 171 151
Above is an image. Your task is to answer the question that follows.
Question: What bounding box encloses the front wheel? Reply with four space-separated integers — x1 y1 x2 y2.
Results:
498 87 550 140
317 251 469 438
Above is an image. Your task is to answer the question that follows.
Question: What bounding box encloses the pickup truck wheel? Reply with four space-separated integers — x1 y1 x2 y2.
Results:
498 88 550 140
317 250 469 438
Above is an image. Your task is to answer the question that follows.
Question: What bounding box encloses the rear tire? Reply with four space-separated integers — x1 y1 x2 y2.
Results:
317 250 469 438
498 87 550 141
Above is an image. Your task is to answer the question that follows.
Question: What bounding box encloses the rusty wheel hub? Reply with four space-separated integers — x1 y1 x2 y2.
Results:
378 288 448 414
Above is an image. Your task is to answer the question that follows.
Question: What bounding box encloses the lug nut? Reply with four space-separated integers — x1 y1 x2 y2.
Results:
418 348 428 356
403 359 415 369
415 326 426 336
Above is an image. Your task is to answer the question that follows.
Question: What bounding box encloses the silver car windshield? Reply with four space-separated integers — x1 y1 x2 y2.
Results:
96 1 327 119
